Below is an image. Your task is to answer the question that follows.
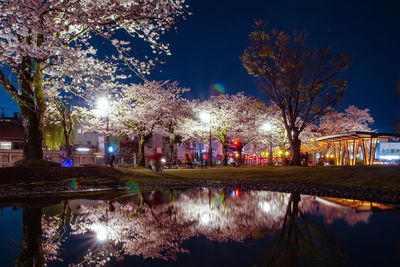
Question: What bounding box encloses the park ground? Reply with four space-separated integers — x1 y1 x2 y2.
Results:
0 164 400 194
0 165 399 189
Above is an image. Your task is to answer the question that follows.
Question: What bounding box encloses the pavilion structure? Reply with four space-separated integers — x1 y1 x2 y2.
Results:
316 131 400 166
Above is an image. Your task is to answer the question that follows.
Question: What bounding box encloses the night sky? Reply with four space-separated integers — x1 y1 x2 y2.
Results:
0 0 399 131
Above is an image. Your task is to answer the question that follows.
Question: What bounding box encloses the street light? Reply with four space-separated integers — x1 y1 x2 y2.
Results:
261 122 272 132
261 122 273 166
95 97 111 166
95 97 109 117
200 111 213 167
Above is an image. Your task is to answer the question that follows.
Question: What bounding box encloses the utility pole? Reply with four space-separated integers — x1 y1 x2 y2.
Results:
208 127 213 167
269 142 273 166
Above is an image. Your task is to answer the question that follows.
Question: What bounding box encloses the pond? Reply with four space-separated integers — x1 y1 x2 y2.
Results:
1 187 400 266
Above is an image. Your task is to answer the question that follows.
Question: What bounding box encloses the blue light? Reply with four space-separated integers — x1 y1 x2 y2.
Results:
108 146 114 153
61 158 74 167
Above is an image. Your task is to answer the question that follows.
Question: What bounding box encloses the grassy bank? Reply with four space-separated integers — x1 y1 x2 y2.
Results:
1 165 399 192
118 165 400 191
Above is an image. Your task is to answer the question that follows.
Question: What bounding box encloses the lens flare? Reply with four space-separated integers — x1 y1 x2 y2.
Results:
212 83 225 94
70 178 78 190
125 181 139 195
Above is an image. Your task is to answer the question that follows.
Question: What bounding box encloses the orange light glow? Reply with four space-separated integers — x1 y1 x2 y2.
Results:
234 189 239 197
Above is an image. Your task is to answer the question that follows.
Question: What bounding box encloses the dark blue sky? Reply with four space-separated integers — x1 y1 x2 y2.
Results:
1 0 399 131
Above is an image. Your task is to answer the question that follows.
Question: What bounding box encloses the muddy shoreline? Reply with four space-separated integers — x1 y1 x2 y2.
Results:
1 180 399 205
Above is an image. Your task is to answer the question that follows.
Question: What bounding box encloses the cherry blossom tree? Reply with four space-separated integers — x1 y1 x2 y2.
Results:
234 102 284 165
115 81 190 166
151 82 191 163
299 105 374 163
298 123 327 162
319 105 374 135
174 100 210 141
0 0 187 160
44 98 77 158
193 93 264 166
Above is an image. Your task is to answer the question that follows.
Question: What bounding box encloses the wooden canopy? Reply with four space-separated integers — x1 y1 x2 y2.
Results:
316 131 400 166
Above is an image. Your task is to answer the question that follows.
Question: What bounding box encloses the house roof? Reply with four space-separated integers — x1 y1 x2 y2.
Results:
316 131 400 143
0 121 24 142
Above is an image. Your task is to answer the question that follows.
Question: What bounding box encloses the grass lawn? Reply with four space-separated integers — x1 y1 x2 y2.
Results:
1 165 399 192
118 165 400 191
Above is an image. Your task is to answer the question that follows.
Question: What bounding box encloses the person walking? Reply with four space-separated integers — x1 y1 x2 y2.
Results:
110 154 116 167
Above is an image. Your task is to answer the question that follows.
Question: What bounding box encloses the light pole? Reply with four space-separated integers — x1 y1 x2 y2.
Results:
200 111 213 167
261 122 273 166
95 97 110 166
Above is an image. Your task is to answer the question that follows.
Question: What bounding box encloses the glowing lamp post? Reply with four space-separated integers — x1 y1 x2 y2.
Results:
95 97 111 166
261 122 274 166
200 111 213 167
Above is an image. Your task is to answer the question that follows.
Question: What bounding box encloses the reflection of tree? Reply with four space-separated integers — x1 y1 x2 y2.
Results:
38 190 375 265
173 189 288 242
52 190 292 265
264 194 346 267
16 207 45 267
71 196 194 265
42 200 73 261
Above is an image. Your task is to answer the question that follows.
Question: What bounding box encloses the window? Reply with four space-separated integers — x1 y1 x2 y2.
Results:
391 149 395 154
0 142 12 149
78 128 82 134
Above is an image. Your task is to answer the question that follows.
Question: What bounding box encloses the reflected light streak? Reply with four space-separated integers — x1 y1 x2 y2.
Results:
201 213 211 224
260 201 271 213
91 223 116 242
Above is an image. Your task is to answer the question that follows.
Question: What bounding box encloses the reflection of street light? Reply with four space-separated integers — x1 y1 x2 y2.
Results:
200 212 211 224
95 97 111 166
91 223 116 242
259 201 271 213
200 111 213 167
261 122 273 166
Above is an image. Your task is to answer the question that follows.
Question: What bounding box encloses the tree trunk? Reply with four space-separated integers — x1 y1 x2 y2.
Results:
289 135 302 166
16 208 45 267
61 106 73 159
138 134 146 167
221 143 228 166
23 112 44 160
20 60 46 161
137 133 152 167
237 146 243 166
64 134 72 159
0 56 46 162
169 137 175 164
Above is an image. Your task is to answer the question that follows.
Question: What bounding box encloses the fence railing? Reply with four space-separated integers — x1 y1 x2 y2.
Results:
0 149 96 167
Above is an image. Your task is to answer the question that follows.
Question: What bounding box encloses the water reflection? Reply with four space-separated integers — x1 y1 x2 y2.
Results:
17 207 45 266
2 189 399 266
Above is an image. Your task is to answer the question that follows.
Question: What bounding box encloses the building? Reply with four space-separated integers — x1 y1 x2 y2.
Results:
0 114 24 166
0 120 24 150
0 117 97 167
376 138 400 162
